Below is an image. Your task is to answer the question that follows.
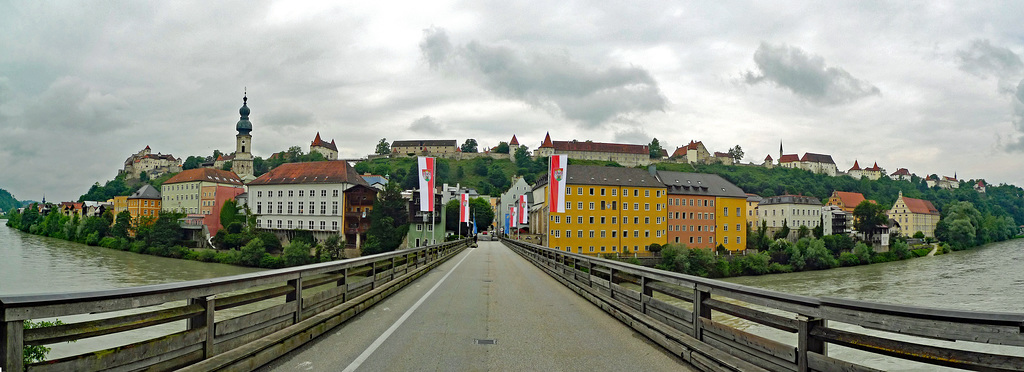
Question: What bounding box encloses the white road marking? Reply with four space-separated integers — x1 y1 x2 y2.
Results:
341 250 475 372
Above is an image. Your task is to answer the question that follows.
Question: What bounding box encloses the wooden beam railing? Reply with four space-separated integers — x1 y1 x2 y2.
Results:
1 239 470 372
502 238 1024 372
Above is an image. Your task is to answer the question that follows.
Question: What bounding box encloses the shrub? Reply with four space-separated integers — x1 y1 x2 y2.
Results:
85 232 101 246
24 320 66 364
196 249 218 262
838 252 862 267
99 237 118 249
239 238 266 267
259 254 284 269
768 263 792 273
283 241 313 267
130 241 147 253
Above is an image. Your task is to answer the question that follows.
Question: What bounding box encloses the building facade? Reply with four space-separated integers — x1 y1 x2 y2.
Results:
543 165 666 256
745 194 762 227
249 161 370 244
120 146 182 180
825 191 870 214
310 132 339 160
534 135 651 167
888 191 940 238
671 140 711 164
659 172 747 251
232 94 255 182
161 168 245 215
822 206 852 236
407 188 444 247
758 195 823 239
391 140 458 156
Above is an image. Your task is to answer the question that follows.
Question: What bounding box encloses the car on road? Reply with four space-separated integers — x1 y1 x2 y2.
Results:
478 231 493 241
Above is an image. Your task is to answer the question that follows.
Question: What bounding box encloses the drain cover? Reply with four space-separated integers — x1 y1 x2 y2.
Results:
474 339 497 345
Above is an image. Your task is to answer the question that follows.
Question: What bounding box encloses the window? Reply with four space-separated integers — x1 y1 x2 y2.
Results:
566 202 571 210
258 191 263 198
589 202 595 210
298 202 304 214
578 230 583 238
320 221 326 230
577 202 584 210
590 247 595 252
566 187 571 195
257 219 262 228
737 236 742 244
417 224 423 231
634 217 639 224
289 190 294 197
332 202 339 215
578 216 583 224
634 190 639 197
589 188 595 195
644 217 650 224
309 190 315 197
332 221 338 230
611 217 616 224
644 190 650 197
288 202 293 214
724 237 729 244
723 207 728 216
277 220 282 228
321 190 327 197
278 191 283 197
736 207 741 216
600 188 606 196
736 224 741 231
554 216 560 223
566 230 571 238
321 202 327 215
645 203 650 211
288 220 293 229
589 216 595 224
299 190 304 197
600 230 606 238
724 224 728 231
611 231 617 237
611 189 617 196
256 202 262 214
600 216 606 224
577 187 582 195
634 230 639 237
600 201 606 210
309 221 314 229
277 202 283 214
333 190 339 197
634 203 639 210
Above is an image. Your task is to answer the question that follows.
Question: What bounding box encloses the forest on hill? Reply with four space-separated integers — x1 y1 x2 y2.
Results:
0 188 19 212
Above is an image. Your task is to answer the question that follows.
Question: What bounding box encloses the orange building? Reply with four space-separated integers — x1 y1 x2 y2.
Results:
127 184 161 229
825 191 873 213
660 172 747 251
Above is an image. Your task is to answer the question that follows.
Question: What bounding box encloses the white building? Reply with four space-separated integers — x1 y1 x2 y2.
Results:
758 195 823 239
822 205 852 236
248 161 370 243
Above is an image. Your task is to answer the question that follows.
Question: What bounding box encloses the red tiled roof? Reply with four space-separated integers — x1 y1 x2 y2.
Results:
552 140 648 155
865 162 882 171
800 152 835 164
311 132 339 152
849 160 861 171
765 154 773 161
714 151 730 158
890 168 911 176
540 132 553 148
672 140 705 157
779 154 800 163
831 191 867 208
509 135 519 146
249 161 369 186
902 196 939 215
164 168 243 185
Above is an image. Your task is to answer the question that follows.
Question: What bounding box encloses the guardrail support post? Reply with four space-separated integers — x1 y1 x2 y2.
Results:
187 295 216 358
797 316 826 372
640 277 653 314
390 257 396 280
692 286 711 341
607 267 616 298
288 277 304 324
1 320 25 372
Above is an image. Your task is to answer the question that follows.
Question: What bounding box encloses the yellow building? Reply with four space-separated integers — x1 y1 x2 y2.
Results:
543 165 666 256
113 196 129 215
889 191 940 238
716 195 748 251
745 194 761 228
126 184 162 232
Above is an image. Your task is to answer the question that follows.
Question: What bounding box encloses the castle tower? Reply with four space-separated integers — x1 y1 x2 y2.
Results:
232 92 255 182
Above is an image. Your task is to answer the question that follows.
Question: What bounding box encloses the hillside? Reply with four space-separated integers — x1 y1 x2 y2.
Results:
0 188 19 212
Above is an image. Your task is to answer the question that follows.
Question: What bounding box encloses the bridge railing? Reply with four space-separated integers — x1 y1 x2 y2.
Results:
502 238 1024 372
1 239 471 372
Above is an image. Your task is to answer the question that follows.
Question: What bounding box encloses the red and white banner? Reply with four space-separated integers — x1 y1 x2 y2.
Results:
549 155 567 213
519 194 528 224
459 193 470 223
418 157 435 212
510 206 517 228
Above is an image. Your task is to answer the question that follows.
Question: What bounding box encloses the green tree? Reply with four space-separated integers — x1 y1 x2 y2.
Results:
239 237 266 267
853 201 888 243
469 197 494 232
111 210 132 239
375 138 391 155
649 138 663 159
364 182 409 255
220 199 243 230
283 240 313 266
727 145 744 163
183 156 204 170
139 171 150 183
494 142 510 154
773 220 790 240
323 235 344 260
461 139 479 153
797 225 810 239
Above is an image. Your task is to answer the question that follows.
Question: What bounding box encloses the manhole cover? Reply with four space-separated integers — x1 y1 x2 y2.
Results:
474 339 497 345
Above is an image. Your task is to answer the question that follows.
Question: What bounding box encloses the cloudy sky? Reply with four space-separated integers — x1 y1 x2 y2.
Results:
3 1 1024 202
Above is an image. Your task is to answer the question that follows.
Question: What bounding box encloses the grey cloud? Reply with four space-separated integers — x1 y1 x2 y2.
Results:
744 42 880 105
1006 79 1024 152
613 128 651 145
409 115 444 133
420 27 666 127
956 39 1024 81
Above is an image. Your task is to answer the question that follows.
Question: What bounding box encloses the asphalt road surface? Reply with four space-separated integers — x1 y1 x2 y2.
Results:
260 240 695 372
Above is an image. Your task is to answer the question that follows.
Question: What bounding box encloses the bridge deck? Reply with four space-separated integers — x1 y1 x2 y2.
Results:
260 240 695 371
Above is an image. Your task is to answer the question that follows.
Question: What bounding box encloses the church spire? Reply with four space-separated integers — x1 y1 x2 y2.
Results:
236 91 252 135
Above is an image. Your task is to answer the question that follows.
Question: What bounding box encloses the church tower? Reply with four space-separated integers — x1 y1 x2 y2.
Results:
232 92 255 182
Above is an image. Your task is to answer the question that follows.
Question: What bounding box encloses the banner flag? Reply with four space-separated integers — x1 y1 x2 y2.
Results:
510 206 517 228
418 157 435 212
549 155 567 213
519 194 528 224
460 193 470 223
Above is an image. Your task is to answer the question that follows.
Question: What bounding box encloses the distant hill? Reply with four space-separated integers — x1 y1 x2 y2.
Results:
0 188 20 212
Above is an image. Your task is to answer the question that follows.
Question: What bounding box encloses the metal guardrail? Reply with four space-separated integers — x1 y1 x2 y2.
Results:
1 239 471 371
502 238 1024 372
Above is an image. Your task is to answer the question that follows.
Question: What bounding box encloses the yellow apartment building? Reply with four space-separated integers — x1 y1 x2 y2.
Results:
544 165 666 256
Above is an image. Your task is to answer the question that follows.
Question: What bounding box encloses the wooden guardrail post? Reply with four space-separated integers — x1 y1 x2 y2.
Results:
339 268 348 303
1 320 25 372
390 257 397 281
187 295 216 358
607 266 616 298
797 316 826 372
287 277 304 324
640 276 653 314
692 286 711 341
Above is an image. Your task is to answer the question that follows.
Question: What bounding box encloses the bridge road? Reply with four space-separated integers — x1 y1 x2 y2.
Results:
260 240 695 371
